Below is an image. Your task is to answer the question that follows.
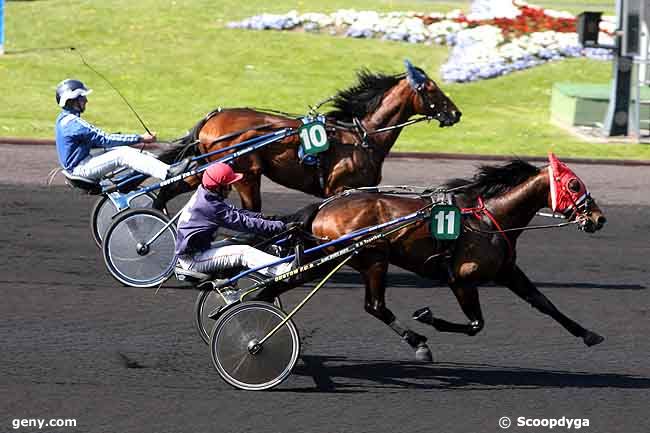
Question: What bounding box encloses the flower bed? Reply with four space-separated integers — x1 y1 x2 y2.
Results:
227 1 614 83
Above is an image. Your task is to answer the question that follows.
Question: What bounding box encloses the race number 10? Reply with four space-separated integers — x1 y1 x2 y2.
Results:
299 121 329 155
430 205 461 240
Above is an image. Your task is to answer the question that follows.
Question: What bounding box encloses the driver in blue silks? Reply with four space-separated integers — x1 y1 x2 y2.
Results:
175 162 297 280
54 78 188 181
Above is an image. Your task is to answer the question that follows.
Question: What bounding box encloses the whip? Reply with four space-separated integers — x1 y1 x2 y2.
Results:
71 47 153 136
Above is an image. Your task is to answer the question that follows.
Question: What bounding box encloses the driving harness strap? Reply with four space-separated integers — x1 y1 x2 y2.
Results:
461 196 514 260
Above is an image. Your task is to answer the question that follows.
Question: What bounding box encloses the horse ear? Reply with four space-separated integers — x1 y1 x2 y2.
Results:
404 59 427 89
548 152 559 165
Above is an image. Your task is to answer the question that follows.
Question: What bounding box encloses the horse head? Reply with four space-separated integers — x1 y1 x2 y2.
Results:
546 152 606 233
404 60 461 127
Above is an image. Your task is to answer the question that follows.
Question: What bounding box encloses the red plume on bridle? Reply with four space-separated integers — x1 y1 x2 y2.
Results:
547 152 588 214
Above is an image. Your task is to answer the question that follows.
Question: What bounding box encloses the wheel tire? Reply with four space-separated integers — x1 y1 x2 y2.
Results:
210 301 300 391
194 273 282 345
102 208 176 288
90 192 163 248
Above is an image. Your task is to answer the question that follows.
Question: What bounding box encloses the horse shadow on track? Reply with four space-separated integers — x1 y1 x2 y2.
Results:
314 272 646 291
280 355 650 393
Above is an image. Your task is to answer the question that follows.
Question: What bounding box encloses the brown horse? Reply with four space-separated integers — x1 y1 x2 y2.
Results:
156 61 461 211
261 155 606 362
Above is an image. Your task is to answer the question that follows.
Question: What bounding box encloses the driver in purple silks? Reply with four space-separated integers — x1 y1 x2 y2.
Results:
175 162 297 281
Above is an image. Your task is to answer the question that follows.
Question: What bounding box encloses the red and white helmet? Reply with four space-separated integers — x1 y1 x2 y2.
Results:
548 152 588 214
202 162 243 190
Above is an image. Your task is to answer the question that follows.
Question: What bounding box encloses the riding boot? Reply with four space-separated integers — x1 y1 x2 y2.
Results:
166 157 191 179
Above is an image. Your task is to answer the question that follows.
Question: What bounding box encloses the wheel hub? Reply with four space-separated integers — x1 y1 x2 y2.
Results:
136 242 150 255
247 339 263 355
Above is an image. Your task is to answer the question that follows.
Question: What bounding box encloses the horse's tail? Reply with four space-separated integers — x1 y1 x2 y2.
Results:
154 133 198 164
279 202 323 232
156 108 225 164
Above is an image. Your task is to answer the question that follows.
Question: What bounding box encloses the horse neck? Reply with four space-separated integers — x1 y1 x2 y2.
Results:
486 171 550 240
362 81 416 159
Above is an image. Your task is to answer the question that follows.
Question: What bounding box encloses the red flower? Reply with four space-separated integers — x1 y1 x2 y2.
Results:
439 2 577 38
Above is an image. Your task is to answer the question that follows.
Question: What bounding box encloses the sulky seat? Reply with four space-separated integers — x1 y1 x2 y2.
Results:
61 170 102 194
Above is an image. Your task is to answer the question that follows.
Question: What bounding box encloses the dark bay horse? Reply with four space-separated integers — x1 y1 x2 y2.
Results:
262 154 606 362
156 61 461 211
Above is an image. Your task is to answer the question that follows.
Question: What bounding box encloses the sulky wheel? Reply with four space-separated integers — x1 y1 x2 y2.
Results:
90 192 161 247
210 301 299 391
194 272 283 345
102 208 177 288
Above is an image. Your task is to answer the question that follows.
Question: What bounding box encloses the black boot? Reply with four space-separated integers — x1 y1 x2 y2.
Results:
166 158 191 179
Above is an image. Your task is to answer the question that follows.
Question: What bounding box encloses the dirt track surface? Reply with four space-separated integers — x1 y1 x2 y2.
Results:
1 144 649 433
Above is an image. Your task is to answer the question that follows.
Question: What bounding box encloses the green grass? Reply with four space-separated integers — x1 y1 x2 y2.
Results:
2 0 646 160
533 1 615 15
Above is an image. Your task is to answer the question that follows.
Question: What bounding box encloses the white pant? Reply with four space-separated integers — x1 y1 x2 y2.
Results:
177 244 292 277
72 147 169 180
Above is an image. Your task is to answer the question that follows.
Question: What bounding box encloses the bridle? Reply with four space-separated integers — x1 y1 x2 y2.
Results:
450 174 594 260
344 78 446 148
548 164 595 228
412 80 447 123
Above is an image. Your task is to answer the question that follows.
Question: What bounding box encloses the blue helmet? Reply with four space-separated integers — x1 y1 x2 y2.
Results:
55 79 92 108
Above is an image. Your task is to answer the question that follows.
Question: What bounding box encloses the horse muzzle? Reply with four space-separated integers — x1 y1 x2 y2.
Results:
577 215 606 233
436 110 462 127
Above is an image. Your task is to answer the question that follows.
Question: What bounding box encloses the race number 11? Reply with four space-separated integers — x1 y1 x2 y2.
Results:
430 205 461 240
299 121 329 155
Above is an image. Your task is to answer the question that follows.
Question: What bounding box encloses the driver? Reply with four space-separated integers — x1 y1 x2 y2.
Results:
54 78 188 181
175 162 297 281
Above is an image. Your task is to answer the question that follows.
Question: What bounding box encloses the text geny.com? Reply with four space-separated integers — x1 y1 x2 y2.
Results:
12 418 77 430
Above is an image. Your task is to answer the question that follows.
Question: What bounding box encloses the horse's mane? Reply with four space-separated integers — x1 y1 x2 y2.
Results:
445 160 541 200
328 69 405 121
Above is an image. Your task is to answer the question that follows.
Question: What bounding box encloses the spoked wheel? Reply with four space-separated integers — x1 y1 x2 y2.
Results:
102 208 176 288
210 301 299 391
90 192 164 247
194 272 283 345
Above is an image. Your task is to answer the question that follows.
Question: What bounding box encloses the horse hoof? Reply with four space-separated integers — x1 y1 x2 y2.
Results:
415 344 434 363
583 331 604 347
412 307 434 325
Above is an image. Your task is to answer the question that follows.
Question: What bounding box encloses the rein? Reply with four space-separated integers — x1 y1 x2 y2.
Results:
460 196 580 261
465 219 579 234
337 116 433 148
365 116 433 135
321 184 581 255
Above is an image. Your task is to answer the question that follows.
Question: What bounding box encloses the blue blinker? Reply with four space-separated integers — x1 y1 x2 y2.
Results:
404 59 427 90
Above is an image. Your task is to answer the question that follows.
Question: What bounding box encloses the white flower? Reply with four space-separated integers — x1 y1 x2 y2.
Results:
469 0 520 20
226 3 613 84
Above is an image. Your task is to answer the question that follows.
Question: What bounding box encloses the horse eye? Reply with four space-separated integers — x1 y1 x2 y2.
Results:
567 179 581 193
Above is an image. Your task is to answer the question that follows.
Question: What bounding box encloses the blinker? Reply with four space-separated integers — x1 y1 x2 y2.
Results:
547 152 588 214
404 59 427 90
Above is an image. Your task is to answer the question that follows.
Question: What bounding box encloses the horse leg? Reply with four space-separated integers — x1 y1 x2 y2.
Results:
360 255 433 362
234 173 262 212
498 265 604 346
413 283 485 336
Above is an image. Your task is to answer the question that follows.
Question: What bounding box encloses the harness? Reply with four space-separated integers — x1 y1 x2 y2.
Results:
461 196 515 261
318 178 590 267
